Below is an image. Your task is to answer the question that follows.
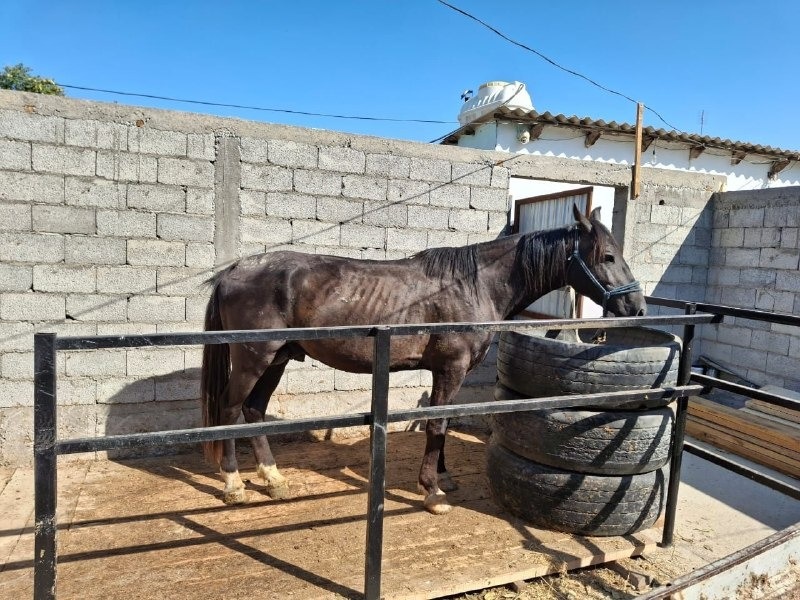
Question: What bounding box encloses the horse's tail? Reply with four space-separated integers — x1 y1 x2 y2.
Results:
201 272 230 465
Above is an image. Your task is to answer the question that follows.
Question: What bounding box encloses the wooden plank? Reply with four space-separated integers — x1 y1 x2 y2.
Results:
688 397 800 449
686 417 800 478
745 399 800 425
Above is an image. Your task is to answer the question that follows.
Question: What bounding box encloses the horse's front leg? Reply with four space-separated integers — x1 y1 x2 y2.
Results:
418 369 466 514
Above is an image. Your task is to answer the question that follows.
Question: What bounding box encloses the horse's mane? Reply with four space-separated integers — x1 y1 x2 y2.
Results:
414 244 480 293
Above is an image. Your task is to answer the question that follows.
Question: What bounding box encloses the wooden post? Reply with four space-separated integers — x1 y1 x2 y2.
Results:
631 102 644 199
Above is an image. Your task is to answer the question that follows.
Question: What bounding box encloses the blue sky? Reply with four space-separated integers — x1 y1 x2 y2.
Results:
2 1 798 150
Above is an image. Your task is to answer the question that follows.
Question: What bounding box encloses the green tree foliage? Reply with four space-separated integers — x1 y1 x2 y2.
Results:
0 64 64 96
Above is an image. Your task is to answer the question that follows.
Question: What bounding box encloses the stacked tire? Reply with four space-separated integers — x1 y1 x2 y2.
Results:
487 327 681 537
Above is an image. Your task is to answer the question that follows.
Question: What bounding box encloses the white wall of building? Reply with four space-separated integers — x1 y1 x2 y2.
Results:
458 122 800 191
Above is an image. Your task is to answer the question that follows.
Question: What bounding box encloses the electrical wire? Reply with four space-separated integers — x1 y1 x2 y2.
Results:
436 0 683 133
57 83 458 125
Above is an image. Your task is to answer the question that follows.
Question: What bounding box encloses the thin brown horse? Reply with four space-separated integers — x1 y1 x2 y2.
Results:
201 205 645 514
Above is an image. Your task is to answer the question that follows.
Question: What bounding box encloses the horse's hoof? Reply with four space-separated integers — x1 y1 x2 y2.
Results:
438 472 458 493
424 491 453 515
266 481 290 499
222 487 247 504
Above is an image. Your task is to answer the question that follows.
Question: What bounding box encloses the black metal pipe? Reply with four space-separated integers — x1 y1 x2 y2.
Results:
34 333 58 600
364 327 391 600
646 295 800 327
661 303 697 547
54 385 703 455
691 372 800 412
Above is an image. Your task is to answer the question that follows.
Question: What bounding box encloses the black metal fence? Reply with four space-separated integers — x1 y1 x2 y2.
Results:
31 301 798 599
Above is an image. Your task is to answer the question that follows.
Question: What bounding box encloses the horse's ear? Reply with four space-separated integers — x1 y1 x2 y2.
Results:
590 207 601 222
573 204 592 233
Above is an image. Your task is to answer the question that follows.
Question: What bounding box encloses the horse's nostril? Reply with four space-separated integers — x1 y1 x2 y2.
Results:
637 308 646 317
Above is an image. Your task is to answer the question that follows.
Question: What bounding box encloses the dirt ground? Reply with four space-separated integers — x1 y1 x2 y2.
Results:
1 430 798 599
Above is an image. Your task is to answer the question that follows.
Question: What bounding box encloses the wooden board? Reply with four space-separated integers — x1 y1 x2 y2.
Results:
745 399 800 425
0 431 661 600
687 396 800 477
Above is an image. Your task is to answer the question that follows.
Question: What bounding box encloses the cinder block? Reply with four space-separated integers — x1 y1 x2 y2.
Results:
386 228 426 252
467 232 497 245
97 209 156 238
0 379 34 407
58 377 98 406
97 266 156 294
740 268 776 287
292 219 340 246
240 217 292 245
759 248 799 270
157 157 214 188
32 144 95 176
127 295 186 322
65 119 128 149
128 127 187 156
363 200 407 227
409 157 450 182
427 230 469 248
156 373 201 402
388 179 429 205
471 187 508 211
0 322 35 351
780 227 798 249
286 368 335 393
156 268 209 296
340 223 385 249
490 166 510 188
1 351 35 379
32 205 95 235
0 232 64 263
452 162 491 186
267 139 318 169
65 177 126 208
0 264 32 291
319 146 365 174
240 190 266 215
0 201 32 231
187 133 215 160
316 245 360 258
186 188 213 215
294 169 342 196
266 192 316 219
718 227 744 248
729 207 764 228
127 348 186 376
342 175 386 201
488 210 508 232
0 139 31 170
66 294 127 322
97 377 155 404
725 247 760 267
157 213 214 242
0 292 65 321
0 171 64 204
66 236 126 265
430 185 471 209
449 208 488 232
127 183 185 212
776 270 800 292
96 151 158 182
0 110 63 143
317 196 363 224
765 205 800 228
240 163 293 192
334 370 372 391
127 239 185 266
366 153 410 178
33 265 96 293
408 205 449 230
239 138 270 163
185 243 215 269
185 297 209 322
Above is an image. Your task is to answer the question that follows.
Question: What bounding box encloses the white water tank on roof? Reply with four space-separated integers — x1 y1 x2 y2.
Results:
458 81 534 126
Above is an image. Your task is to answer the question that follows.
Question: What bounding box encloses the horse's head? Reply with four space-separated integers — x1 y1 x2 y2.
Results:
567 205 646 317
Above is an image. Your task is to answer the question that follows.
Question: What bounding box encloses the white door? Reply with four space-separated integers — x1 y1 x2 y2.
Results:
513 187 593 318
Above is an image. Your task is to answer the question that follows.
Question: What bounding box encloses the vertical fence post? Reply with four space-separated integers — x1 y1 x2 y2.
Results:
662 303 697 546
365 327 391 599
34 333 58 599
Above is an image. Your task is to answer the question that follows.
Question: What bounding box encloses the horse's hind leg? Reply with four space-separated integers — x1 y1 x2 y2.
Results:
241 363 289 499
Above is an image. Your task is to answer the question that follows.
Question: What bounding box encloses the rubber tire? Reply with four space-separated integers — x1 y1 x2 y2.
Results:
497 327 681 409
486 438 668 536
492 385 674 475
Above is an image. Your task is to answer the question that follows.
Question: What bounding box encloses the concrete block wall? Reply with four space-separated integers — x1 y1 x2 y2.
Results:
0 90 511 465
702 187 800 391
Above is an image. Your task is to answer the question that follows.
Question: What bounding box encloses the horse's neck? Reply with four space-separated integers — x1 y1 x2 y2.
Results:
477 228 571 319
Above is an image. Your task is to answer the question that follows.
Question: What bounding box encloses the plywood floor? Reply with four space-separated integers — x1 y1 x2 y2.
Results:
0 431 660 599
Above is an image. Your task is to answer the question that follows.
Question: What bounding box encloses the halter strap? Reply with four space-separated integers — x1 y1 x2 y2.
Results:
567 229 642 316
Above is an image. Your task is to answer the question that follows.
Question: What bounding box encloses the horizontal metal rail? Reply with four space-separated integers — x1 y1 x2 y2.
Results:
646 295 800 327
55 313 718 350
56 385 704 455
691 372 800 412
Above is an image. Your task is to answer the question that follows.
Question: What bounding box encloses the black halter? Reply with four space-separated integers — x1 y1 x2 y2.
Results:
566 229 642 316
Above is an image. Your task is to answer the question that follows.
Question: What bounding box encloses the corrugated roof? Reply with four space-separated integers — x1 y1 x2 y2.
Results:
442 105 800 161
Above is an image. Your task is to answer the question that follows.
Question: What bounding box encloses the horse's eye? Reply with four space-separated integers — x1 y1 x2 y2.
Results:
604 254 615 263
